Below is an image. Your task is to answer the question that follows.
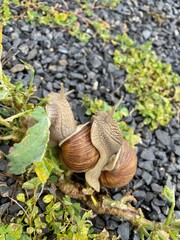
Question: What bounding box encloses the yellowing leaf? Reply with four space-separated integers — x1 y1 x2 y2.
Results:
34 157 54 184
16 193 25 202
54 12 68 22
43 194 53 203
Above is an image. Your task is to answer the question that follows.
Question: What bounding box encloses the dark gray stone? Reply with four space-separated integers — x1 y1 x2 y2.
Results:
0 182 12 197
174 145 180 156
142 171 153 185
133 190 146 199
145 192 154 203
151 183 163 193
155 129 171 146
91 56 102 68
93 216 105 230
138 161 154 171
107 63 117 73
27 48 38 60
19 44 29 55
117 222 130 240
106 220 119 230
142 29 152 39
140 147 155 161
69 72 84 80
0 159 8 171
0 202 10 217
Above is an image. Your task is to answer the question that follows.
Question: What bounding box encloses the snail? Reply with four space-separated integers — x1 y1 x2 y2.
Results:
46 84 137 192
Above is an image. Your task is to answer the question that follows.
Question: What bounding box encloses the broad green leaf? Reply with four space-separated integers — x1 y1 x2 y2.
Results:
8 106 50 174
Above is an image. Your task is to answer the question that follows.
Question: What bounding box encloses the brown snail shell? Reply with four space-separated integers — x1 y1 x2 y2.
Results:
59 122 99 172
99 140 137 188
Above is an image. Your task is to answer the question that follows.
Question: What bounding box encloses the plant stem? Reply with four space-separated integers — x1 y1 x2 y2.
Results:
0 134 20 142
1 110 31 124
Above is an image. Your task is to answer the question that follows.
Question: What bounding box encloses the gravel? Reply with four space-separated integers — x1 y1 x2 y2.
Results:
1 0 180 238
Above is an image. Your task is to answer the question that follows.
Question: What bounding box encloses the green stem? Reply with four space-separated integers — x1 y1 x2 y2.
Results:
0 134 20 142
0 116 12 128
165 201 175 226
3 110 31 123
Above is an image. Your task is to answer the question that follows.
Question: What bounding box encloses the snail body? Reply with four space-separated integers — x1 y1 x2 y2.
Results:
46 84 137 192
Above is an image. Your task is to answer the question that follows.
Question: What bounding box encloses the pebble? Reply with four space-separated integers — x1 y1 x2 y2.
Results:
91 56 102 69
155 129 171 146
142 171 153 185
138 160 154 172
142 29 152 39
174 145 180 156
117 222 130 240
0 202 10 217
27 48 38 60
92 216 105 230
151 183 163 193
133 190 146 199
106 220 119 230
10 64 25 73
140 147 155 161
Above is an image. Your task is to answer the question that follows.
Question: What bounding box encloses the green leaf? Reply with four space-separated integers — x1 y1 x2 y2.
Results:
0 85 9 100
16 193 25 202
120 107 129 116
19 234 31 240
162 185 175 204
22 177 41 190
6 224 23 239
8 106 50 174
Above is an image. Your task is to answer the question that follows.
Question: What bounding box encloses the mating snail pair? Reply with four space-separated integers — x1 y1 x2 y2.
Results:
46 84 137 192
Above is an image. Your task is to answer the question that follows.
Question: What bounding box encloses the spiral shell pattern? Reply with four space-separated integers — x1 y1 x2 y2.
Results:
99 140 137 188
60 123 99 172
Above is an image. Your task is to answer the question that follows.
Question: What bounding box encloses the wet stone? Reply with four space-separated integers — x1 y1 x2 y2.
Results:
8 203 25 215
106 220 119 230
142 29 152 39
69 72 84 80
27 48 38 60
151 183 163 193
0 183 13 197
0 202 10 218
19 44 29 55
117 222 130 240
133 190 146 199
11 64 25 73
145 192 155 203
138 160 154 172
140 147 155 161
92 216 105 230
155 129 171 146
0 159 8 171
152 198 166 207
91 56 102 68
142 171 153 185
174 145 180 156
